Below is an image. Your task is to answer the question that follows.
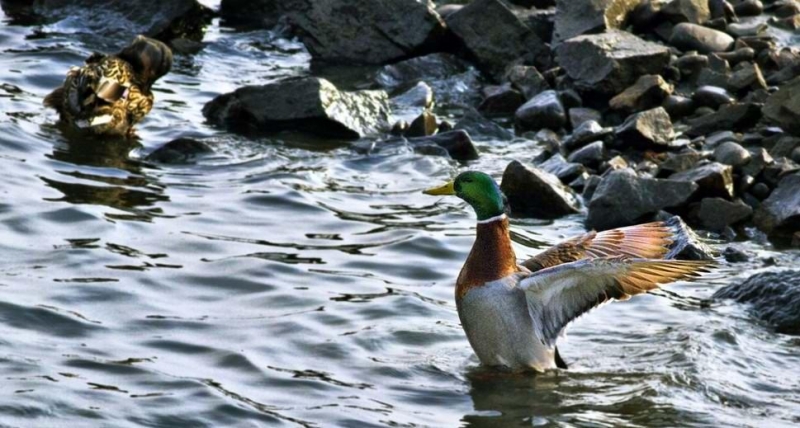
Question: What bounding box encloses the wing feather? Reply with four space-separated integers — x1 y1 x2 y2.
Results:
520 257 713 347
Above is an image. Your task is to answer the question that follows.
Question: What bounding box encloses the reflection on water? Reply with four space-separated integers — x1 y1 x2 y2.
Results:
1 2 800 428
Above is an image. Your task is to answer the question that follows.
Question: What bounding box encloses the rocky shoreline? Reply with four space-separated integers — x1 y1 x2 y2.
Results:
6 1 799 244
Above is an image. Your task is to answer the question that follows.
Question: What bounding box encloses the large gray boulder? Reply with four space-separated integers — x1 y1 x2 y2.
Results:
587 169 698 230
714 270 800 335
690 197 753 232
555 30 671 96
446 0 548 80
552 0 641 44
670 162 734 199
11 0 210 42
202 77 391 139
763 77 800 136
500 160 581 219
514 90 566 132
249 0 447 64
753 174 800 236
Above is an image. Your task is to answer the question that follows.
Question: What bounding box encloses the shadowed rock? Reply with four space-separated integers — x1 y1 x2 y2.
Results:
714 270 800 335
763 77 800 136
555 30 671 96
553 0 641 44
685 103 762 137
587 169 698 230
754 174 800 236
203 77 390 139
690 197 753 232
514 90 566 132
500 160 581 219
670 162 734 199
146 137 213 164
409 130 479 161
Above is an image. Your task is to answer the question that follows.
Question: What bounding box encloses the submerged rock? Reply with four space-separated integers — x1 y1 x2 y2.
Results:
446 0 548 79
18 0 211 42
714 270 800 335
552 0 640 44
409 130 479 161
202 77 390 139
555 30 671 96
753 174 800 236
145 137 213 164
500 160 581 219
281 0 445 64
586 169 698 230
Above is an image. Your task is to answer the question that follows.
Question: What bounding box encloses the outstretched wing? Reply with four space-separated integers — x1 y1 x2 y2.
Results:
521 222 674 272
519 257 713 347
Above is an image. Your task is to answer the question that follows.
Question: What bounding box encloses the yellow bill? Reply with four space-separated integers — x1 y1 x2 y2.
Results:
423 181 455 196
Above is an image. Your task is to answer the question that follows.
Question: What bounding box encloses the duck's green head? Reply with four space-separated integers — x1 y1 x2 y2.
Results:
423 171 506 221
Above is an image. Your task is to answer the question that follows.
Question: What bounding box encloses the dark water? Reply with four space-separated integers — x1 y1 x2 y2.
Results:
1 4 800 427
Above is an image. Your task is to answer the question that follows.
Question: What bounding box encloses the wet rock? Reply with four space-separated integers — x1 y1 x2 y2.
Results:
753 174 800 236
685 103 762 137
406 111 438 137
751 182 771 200
518 7 557 43
670 162 734 199
734 0 763 16
478 85 525 117
615 107 675 149
454 109 515 141
504 65 549 100
376 53 469 88
586 169 699 230
691 197 753 231
714 141 751 167
692 86 735 109
220 0 282 27
202 77 390 139
409 130 479 161
716 48 756 66
767 136 800 159
500 160 581 219
770 0 800 18
723 246 750 263
391 120 409 136
727 21 768 38
630 0 665 31
727 62 767 94
564 120 613 151
390 82 434 110
24 0 211 42
609 74 674 112
555 30 671 96
675 52 710 76
568 107 603 128
662 0 711 24
145 137 213 164
539 154 587 182
446 0 548 80
435 4 462 19
514 90 566 132
280 0 445 64
567 141 604 167
714 270 800 335
709 0 737 21
706 130 740 148
763 77 800 136
658 151 704 176
552 0 641 44
670 23 735 53
662 94 696 119
762 158 800 187
663 215 716 260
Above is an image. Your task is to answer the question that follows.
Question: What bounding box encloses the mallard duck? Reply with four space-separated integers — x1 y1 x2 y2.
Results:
44 35 172 136
424 171 714 372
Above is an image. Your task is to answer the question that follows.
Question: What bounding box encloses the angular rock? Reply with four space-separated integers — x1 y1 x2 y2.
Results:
722 246 750 263
670 162 734 199
514 90 566 131
568 107 603 128
145 137 213 164
714 141 752 167
763 76 800 136
609 74 674 112
727 62 767 94
567 141 604 167
615 107 675 149
406 111 438 137
376 53 470 88
539 154 587 183
504 65 549 100
391 82 434 110
753 174 800 236
691 197 753 232
767 136 800 159
446 0 548 79
202 77 390 139
564 120 613 151
553 0 641 44
670 23 735 53
658 151 704 176
662 0 711 24
714 270 800 335
408 130 479 161
500 160 581 219
478 85 525 117
685 103 762 137
555 30 671 96
282 0 445 64
454 109 515 141
586 169 699 230
663 215 716 260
